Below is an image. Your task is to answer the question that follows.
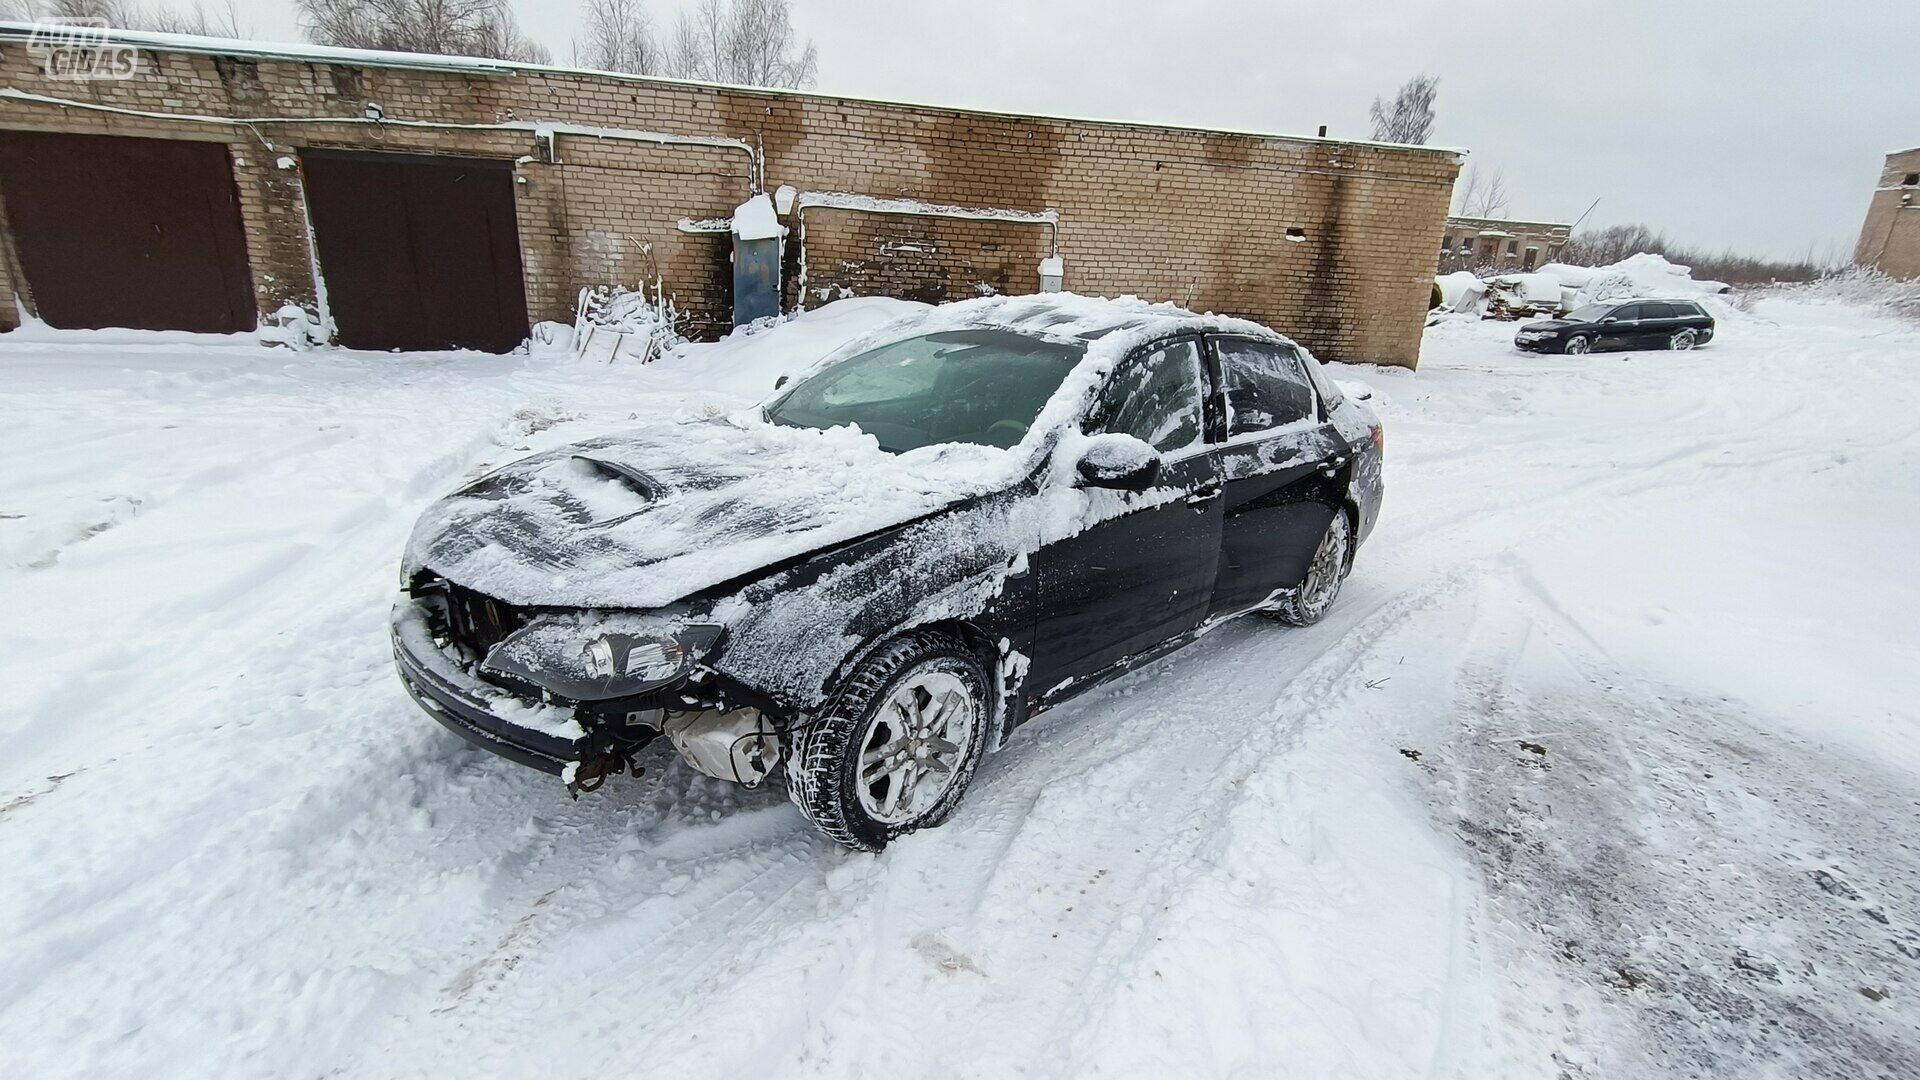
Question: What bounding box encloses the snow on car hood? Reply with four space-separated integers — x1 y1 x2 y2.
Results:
406 414 1025 608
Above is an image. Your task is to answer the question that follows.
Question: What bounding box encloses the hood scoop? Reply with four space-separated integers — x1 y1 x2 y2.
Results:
571 454 662 503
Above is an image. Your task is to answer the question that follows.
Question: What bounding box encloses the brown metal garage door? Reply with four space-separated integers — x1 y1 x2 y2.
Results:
301 150 529 353
0 131 255 333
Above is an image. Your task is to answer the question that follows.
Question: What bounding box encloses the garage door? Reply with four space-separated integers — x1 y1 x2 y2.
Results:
0 131 255 333
301 150 529 353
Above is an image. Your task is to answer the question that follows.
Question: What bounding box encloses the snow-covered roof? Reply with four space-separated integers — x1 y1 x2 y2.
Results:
1446 215 1573 231
0 20 1464 157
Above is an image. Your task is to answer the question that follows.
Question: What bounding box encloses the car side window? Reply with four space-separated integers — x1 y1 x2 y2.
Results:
1087 339 1204 454
1217 339 1316 437
1642 302 1675 319
1613 303 1645 321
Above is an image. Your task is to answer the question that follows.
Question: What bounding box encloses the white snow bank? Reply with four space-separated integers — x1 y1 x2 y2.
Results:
1535 252 1731 306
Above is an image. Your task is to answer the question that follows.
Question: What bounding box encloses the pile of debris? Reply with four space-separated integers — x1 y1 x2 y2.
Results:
573 280 682 363
1434 254 1733 321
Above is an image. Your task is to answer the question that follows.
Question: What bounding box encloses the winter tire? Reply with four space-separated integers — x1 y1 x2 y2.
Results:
1669 329 1698 351
786 629 991 851
1267 510 1352 627
1562 334 1592 355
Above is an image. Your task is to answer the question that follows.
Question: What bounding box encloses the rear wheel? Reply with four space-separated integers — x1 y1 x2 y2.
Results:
1670 329 1699 350
1267 511 1352 626
1562 334 1592 355
787 630 990 851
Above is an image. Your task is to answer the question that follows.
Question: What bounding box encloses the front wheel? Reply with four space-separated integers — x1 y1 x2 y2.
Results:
1267 510 1352 626
1562 334 1593 355
787 630 990 851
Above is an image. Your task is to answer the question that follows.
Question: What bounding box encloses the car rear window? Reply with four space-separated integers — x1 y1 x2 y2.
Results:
1217 339 1317 436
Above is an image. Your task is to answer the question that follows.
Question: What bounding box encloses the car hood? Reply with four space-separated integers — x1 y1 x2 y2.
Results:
405 416 1028 609
1521 319 1574 332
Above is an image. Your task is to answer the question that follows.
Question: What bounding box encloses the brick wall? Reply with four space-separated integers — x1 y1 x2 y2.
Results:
0 37 1461 366
1855 149 1920 280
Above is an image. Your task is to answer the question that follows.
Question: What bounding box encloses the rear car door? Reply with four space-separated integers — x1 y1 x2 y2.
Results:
1636 302 1677 347
1029 337 1223 692
1205 337 1349 618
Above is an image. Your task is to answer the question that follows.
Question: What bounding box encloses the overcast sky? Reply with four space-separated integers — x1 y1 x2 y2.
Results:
238 0 1907 262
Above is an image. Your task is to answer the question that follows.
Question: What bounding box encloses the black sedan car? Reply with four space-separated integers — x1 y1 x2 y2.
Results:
392 295 1385 849
1514 298 1715 355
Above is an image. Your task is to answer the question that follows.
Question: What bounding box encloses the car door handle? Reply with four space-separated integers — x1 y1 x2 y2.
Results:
1186 484 1222 508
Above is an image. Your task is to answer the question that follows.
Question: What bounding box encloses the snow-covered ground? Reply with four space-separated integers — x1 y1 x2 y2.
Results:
3 291 1916 1078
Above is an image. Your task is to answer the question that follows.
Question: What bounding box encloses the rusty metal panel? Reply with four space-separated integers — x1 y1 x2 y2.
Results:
301 149 529 353
0 130 255 333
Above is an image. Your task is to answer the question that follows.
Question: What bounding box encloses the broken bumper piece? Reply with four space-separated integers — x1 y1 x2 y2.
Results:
391 600 586 775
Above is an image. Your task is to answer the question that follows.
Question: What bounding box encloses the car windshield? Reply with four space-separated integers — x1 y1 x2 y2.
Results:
1567 303 1617 322
765 329 1084 453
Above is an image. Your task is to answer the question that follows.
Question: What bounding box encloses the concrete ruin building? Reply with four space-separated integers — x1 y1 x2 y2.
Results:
1855 147 1920 279
0 24 1463 367
1439 215 1570 274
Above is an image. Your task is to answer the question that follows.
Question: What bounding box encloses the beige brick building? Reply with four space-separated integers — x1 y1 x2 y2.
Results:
1439 215 1570 274
1855 148 1920 280
0 26 1462 367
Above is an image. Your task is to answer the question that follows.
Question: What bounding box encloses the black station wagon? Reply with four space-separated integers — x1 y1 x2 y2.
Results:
392 295 1385 849
1515 298 1716 355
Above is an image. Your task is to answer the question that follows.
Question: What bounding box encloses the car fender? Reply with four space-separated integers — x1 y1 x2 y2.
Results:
699 488 1037 727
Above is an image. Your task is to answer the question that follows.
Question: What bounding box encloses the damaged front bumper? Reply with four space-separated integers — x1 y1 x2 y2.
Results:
392 599 588 775
390 597 784 788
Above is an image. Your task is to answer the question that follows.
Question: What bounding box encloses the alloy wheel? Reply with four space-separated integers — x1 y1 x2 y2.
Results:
1670 330 1698 350
1298 512 1351 617
1565 335 1592 355
855 671 977 825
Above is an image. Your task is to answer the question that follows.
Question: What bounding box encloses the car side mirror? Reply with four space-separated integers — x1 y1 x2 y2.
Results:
1075 432 1162 491
773 374 789 390
1600 316 1618 324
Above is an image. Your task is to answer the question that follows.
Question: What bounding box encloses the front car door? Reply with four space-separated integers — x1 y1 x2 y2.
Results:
1028 336 1223 695
1597 302 1645 351
1205 336 1349 619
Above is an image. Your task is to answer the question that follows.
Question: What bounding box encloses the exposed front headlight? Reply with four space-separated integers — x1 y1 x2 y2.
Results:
581 629 722 683
483 616 725 700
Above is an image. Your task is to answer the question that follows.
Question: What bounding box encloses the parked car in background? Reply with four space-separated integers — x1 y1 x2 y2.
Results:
1514 298 1716 355
391 295 1385 850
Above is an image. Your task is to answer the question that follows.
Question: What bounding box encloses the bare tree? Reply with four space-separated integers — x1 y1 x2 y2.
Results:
3 0 249 36
14 0 145 24
296 0 550 62
572 0 662 74
1368 73 1437 145
665 0 814 87
145 0 247 36
1454 164 1512 218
